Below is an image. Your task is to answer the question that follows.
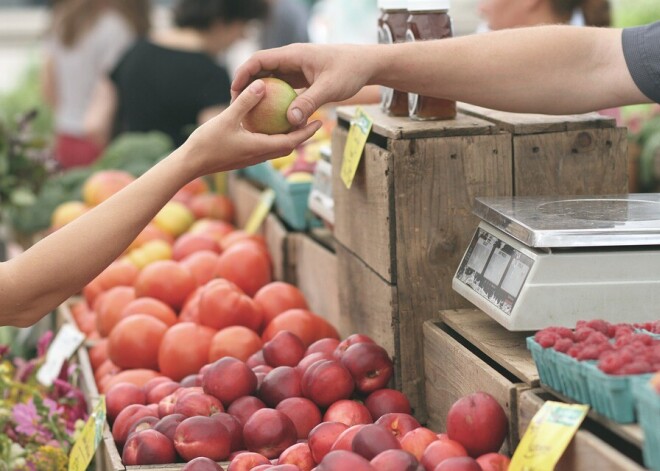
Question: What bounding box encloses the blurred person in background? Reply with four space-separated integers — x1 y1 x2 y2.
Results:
477 0 610 32
85 0 268 148
261 0 310 49
42 0 151 169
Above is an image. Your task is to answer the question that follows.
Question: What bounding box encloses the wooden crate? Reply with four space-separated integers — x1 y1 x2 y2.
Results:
517 389 646 470
332 104 628 421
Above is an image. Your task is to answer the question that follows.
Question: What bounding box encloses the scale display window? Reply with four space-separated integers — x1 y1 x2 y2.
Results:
456 227 534 315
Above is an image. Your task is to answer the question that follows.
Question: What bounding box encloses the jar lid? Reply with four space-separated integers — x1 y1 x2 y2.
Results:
407 0 450 11
378 0 408 9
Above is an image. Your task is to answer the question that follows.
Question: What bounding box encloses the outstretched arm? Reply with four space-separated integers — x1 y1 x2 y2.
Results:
0 80 322 327
233 25 650 127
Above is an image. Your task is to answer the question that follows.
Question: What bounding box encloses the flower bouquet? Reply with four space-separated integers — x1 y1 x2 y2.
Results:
0 331 88 471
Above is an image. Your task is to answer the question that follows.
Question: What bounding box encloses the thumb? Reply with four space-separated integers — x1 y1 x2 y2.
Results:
228 79 266 120
287 80 333 127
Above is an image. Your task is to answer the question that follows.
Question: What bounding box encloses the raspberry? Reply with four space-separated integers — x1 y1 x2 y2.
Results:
535 332 559 348
614 324 635 338
598 352 625 374
585 331 609 346
553 338 573 353
614 334 634 347
555 327 575 340
567 346 581 358
586 319 612 336
575 327 596 342
616 362 653 375
577 344 603 361
630 334 655 346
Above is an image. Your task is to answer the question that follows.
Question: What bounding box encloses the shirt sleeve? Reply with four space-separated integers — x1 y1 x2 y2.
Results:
96 11 136 73
198 64 232 109
622 21 660 104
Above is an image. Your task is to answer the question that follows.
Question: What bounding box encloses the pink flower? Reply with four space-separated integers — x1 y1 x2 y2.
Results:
37 331 54 358
12 400 54 444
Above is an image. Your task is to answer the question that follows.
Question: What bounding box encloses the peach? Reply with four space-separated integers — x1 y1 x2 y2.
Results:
331 424 366 452
189 193 235 223
323 400 372 427
340 343 393 394
112 404 159 449
375 414 420 440
352 424 401 460
198 281 262 331
181 456 224 470
212 412 245 452
476 452 511 471
106 383 146 424
259 366 302 407
227 396 267 426
135 260 196 311
247 350 267 368
126 416 159 438
153 413 186 442
174 392 224 417
226 451 270 471
174 416 231 461
243 408 297 459
434 457 482 471
253 281 309 328
253 365 274 375
276 397 322 439
143 376 174 397
202 357 258 407
122 429 176 465
172 233 221 261
400 428 439 460
181 250 220 287
242 77 298 135
370 449 423 471
317 450 376 471
147 381 181 405
305 338 340 357
420 440 468 471
333 335 376 361
270 466 298 471
296 352 332 376
308 421 349 463
181 374 203 388
365 389 411 420
278 442 315 471
263 331 306 367
301 360 354 407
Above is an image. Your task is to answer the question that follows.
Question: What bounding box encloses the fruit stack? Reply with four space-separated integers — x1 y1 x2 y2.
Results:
636 373 660 471
528 319 660 422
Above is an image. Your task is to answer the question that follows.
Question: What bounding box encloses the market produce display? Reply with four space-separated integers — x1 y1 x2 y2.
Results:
0 331 88 470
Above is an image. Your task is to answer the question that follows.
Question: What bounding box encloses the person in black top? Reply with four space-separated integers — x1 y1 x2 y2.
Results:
86 0 268 147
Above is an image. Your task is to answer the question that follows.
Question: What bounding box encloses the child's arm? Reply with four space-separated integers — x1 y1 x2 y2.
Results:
0 80 321 327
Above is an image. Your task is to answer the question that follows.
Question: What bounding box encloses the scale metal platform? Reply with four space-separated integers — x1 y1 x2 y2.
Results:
452 194 660 330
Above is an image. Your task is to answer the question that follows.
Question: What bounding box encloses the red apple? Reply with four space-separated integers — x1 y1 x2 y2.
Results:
227 451 271 471
227 396 267 426
243 408 297 459
301 360 354 407
476 453 511 471
375 413 421 440
202 357 258 407
174 416 231 461
259 366 302 407
106 383 146 424
340 343 393 394
365 389 411 420
278 442 315 471
308 421 349 463
434 457 482 471
420 440 468 471
263 331 306 367
371 449 424 471
334 335 376 360
317 450 376 471
446 392 508 457
276 397 322 439
323 400 373 427
352 424 402 460
122 429 176 465
401 427 439 460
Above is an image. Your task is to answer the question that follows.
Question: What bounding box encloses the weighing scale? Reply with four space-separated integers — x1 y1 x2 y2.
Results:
452 194 660 331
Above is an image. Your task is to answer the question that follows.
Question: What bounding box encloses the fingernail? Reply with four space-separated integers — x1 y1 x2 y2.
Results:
291 108 303 124
249 80 265 93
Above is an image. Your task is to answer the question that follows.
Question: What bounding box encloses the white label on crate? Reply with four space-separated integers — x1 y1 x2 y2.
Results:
37 323 85 387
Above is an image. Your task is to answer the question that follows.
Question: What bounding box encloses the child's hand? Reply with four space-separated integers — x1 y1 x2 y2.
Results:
182 80 323 179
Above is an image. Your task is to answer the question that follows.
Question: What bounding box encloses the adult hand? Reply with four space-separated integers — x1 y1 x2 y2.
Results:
232 43 377 128
183 79 323 179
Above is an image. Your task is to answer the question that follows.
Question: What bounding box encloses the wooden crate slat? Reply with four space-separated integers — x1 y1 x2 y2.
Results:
459 103 616 134
439 309 539 386
336 105 497 139
332 128 396 283
263 213 288 281
513 128 628 196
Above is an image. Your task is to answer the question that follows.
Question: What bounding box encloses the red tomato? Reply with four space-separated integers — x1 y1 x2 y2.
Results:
108 315 168 370
213 242 272 297
198 280 262 331
158 322 216 381
134 260 196 311
253 282 309 329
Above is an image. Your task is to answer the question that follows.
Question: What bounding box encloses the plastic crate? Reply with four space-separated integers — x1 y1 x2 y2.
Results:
555 353 592 404
527 337 562 392
269 168 322 231
636 380 660 471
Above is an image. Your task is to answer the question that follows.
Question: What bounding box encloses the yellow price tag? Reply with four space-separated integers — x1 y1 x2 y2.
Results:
244 189 275 235
341 107 373 189
68 397 106 471
510 401 589 471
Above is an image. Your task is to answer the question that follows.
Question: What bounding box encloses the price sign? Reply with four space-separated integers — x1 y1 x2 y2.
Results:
244 188 276 234
341 107 373 189
68 397 106 471
510 401 588 471
37 323 85 387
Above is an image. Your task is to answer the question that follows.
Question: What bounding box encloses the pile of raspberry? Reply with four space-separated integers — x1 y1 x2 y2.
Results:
534 319 660 376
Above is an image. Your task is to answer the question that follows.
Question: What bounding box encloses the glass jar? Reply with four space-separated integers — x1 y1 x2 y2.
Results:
378 0 409 116
406 0 457 120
